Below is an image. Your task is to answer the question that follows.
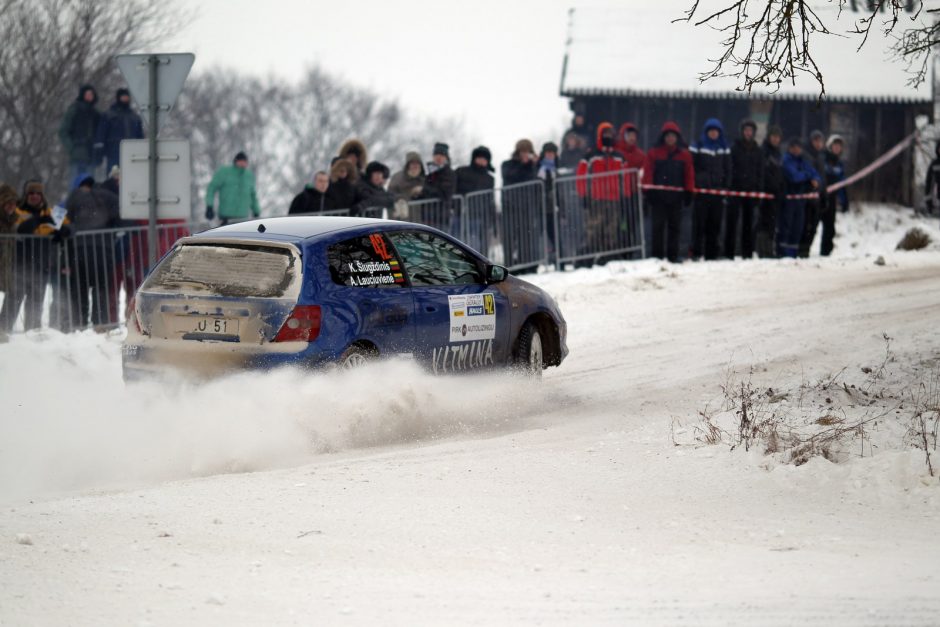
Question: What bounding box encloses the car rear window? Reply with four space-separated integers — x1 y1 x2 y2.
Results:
143 243 298 298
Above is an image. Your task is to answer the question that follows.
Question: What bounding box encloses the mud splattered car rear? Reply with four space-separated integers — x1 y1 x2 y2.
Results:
123 217 567 380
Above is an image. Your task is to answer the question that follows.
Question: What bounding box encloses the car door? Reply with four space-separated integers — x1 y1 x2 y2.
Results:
386 230 510 373
325 231 415 356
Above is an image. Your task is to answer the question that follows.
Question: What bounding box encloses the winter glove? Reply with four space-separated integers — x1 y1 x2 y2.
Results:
205 206 215 221
52 225 71 244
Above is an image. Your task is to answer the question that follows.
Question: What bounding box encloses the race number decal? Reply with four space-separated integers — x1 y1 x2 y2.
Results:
448 293 496 342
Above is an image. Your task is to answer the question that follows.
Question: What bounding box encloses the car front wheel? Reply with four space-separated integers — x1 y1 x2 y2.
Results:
515 321 543 377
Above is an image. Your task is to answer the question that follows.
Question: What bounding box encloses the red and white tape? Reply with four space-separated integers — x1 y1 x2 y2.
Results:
640 184 816 200
639 131 916 201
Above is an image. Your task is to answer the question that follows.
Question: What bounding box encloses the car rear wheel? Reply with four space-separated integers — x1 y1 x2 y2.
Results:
515 321 543 378
338 345 376 370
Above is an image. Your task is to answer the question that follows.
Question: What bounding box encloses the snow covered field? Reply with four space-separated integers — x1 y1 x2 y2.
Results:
1 205 939 626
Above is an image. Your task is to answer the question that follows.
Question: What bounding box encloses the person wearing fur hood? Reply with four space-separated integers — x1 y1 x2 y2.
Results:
326 158 365 211
337 139 368 178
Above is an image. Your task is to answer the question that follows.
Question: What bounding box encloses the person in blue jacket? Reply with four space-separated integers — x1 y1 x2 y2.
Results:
820 135 849 256
778 138 821 258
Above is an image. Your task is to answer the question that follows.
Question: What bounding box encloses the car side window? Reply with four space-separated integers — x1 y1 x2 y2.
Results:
387 231 484 286
327 233 405 288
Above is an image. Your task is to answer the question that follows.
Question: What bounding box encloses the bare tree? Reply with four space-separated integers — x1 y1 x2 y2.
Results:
0 0 184 201
680 0 938 98
178 65 474 216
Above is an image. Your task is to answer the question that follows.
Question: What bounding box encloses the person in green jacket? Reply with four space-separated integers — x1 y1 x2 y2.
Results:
205 151 261 224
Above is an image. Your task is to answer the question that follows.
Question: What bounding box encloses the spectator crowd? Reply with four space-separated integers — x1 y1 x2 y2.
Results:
1 82 857 337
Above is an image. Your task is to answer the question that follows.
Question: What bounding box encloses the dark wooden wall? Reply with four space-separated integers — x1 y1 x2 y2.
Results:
574 95 930 205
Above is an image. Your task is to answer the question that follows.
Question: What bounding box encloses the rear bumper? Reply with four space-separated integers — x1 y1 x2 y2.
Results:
121 337 336 381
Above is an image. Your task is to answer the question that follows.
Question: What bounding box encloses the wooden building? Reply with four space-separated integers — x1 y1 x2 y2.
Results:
559 3 932 204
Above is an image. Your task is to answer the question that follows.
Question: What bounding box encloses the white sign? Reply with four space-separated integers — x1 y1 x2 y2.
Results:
115 53 195 135
119 139 191 220
51 205 67 230
448 293 496 342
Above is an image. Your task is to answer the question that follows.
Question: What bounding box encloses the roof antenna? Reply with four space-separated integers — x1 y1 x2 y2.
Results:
257 223 266 233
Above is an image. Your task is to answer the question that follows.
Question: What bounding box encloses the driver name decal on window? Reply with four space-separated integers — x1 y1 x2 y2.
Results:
328 234 404 288
448 294 496 342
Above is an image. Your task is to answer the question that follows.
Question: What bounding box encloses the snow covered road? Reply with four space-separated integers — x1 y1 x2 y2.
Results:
2 209 940 626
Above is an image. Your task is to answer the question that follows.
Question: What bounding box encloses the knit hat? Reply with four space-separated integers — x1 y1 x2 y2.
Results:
541 141 559 154
0 183 17 207
740 119 757 133
767 125 783 138
826 134 845 150
514 139 535 156
432 142 450 158
471 145 492 162
233 151 248 163
116 88 130 100
787 137 803 148
809 130 825 142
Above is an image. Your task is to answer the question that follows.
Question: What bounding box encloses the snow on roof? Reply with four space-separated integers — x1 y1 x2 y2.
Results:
560 2 932 103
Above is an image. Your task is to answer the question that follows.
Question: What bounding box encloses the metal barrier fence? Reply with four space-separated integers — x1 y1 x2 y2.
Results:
0 222 191 333
553 169 645 265
0 177 644 333
497 180 550 271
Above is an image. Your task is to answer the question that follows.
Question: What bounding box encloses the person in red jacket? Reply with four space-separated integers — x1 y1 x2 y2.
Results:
642 121 695 263
575 122 625 258
615 122 647 253
615 122 646 172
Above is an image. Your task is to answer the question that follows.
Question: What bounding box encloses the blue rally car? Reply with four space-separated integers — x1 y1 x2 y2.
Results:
123 217 568 379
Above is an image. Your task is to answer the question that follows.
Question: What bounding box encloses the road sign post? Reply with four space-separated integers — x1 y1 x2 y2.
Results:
116 52 194 267
148 56 159 268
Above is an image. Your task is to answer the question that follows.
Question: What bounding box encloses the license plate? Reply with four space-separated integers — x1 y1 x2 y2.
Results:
190 316 239 336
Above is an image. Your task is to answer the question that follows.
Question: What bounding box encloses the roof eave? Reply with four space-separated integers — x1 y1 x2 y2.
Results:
559 86 931 105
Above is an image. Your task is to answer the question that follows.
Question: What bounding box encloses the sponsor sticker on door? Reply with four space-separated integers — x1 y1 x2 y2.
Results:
448 294 496 342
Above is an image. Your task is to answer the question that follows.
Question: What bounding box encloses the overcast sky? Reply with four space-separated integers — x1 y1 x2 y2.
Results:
171 0 625 165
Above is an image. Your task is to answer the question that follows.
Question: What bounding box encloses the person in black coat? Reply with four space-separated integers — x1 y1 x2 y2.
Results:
64 175 122 329
413 142 457 232
689 118 732 260
289 171 330 215
456 146 496 254
354 161 395 217
500 139 541 268
419 142 456 202
326 159 365 212
727 119 764 259
501 139 539 186
59 85 101 181
756 126 785 258
94 88 144 173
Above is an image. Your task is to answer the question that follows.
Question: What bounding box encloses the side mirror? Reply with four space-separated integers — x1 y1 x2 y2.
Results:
486 264 508 284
